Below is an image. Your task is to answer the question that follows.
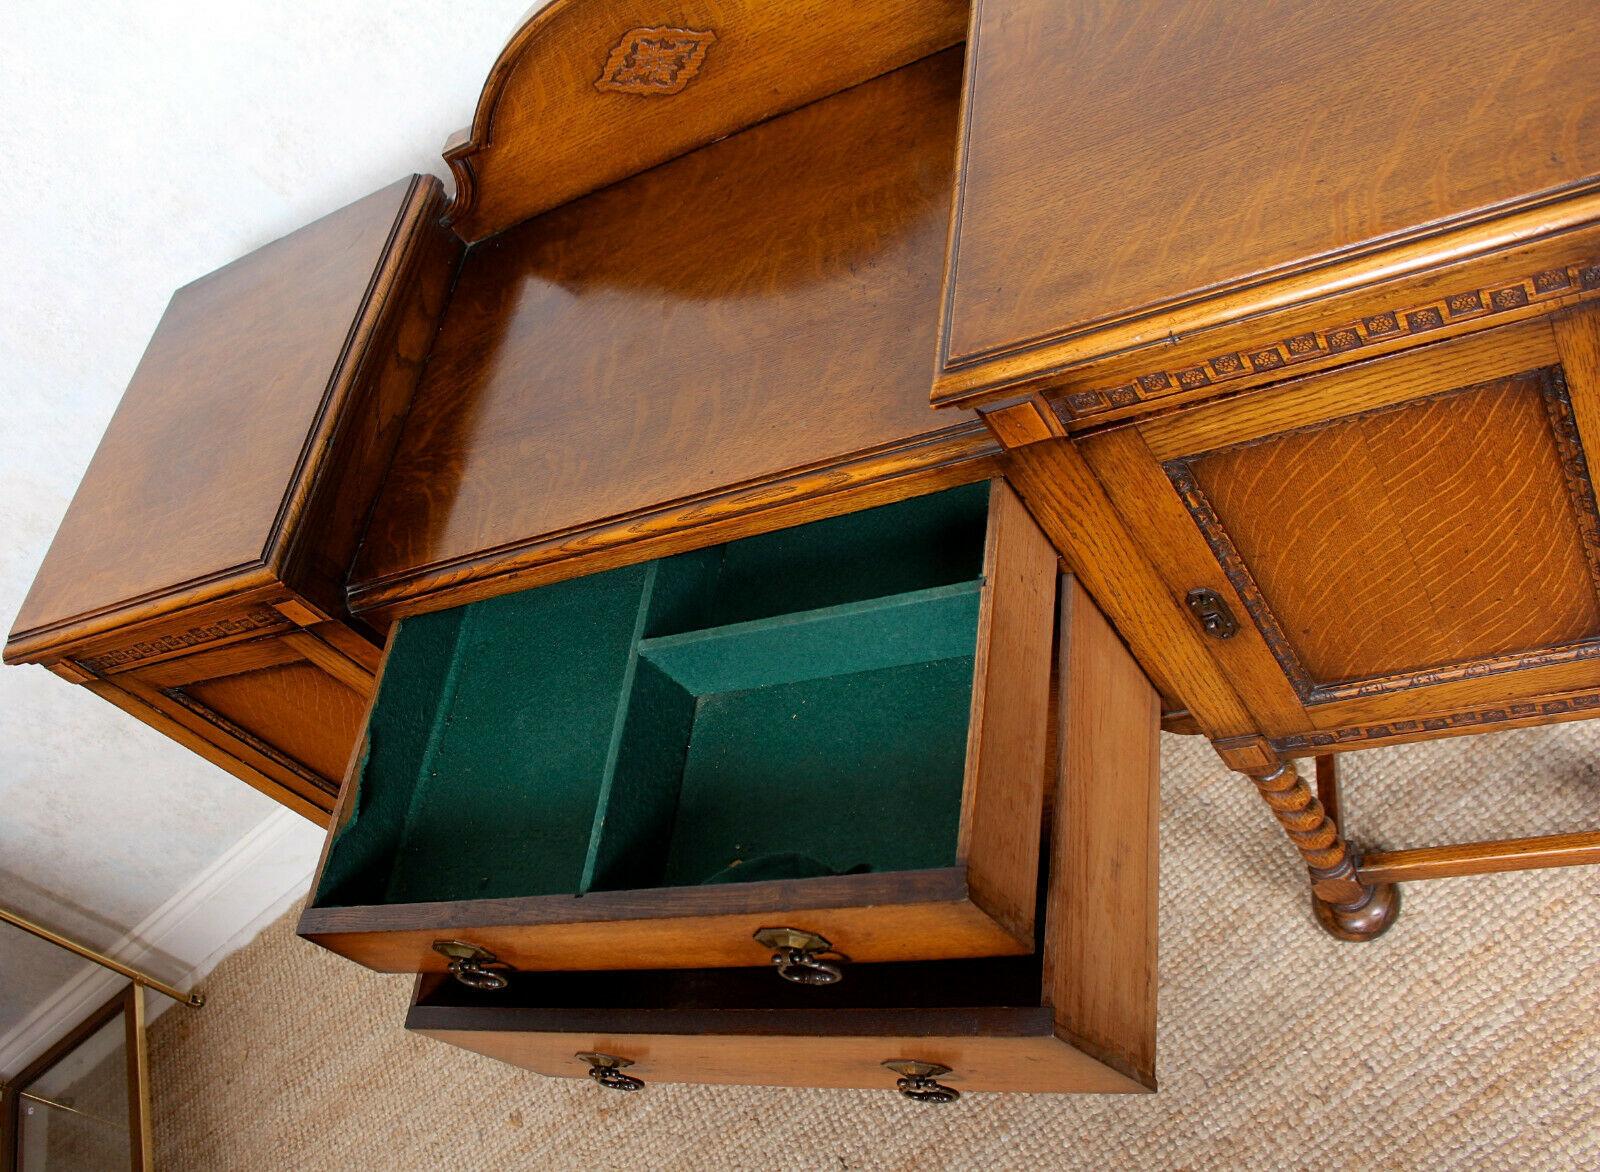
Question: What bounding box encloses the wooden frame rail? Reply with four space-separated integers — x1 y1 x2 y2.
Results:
1317 754 1600 885
1357 831 1600 884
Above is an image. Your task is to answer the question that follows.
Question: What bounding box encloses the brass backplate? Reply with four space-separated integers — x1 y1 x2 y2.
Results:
752 927 832 953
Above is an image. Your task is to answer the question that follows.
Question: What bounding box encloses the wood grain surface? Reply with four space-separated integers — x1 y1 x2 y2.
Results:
444 0 960 241
350 425 1000 623
1048 577 1160 1089
959 483 1057 946
940 0 1600 376
444 0 968 241
1001 438 1256 737
180 661 369 783
414 1028 1146 1095
8 177 444 660
1358 830 1600 884
1079 426 1310 739
299 872 1033 975
1137 319 1559 463
357 52 974 615
1183 371 1600 688
1034 232 1600 429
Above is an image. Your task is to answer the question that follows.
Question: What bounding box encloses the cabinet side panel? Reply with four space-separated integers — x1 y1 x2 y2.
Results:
1182 370 1600 691
182 662 369 784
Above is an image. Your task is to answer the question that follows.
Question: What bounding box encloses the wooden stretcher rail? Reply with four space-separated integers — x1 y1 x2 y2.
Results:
1356 830 1600 884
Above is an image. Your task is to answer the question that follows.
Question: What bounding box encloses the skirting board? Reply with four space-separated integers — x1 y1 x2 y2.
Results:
0 807 321 1078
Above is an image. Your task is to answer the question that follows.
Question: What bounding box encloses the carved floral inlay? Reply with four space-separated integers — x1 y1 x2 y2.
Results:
595 27 717 95
1058 261 1600 419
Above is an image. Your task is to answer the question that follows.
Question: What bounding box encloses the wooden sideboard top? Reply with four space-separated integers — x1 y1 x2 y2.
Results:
934 0 1600 406
351 50 997 620
6 177 445 662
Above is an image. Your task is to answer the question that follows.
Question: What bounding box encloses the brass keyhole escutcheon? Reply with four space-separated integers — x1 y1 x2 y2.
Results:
753 927 847 985
883 1060 960 1104
577 1052 644 1091
1185 588 1238 639
432 940 513 991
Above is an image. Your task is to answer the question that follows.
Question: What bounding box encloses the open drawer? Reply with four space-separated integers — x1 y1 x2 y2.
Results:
405 578 1162 1095
298 481 1059 975
406 955 1149 1097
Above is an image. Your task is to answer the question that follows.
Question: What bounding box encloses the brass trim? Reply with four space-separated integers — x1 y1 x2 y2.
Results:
432 939 512 990
17 1091 121 1128
0 906 204 1008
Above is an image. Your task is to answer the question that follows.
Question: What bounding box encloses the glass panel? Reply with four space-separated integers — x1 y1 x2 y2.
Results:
17 1013 131 1170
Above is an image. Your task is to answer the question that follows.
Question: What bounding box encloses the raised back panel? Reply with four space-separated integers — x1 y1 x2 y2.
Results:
356 52 970 602
443 0 967 242
1173 369 1600 700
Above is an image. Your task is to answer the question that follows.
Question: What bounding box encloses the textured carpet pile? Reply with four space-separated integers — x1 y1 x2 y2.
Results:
150 727 1599 1169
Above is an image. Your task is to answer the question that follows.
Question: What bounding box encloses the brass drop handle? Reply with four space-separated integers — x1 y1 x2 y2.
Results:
432 940 513 991
753 927 846 985
577 1052 644 1091
883 1060 960 1104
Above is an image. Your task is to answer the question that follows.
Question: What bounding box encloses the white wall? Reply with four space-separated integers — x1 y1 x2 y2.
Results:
0 0 527 1075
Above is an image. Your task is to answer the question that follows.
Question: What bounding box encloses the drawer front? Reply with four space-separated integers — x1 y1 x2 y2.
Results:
414 1027 1144 1096
301 481 1058 973
1087 307 1600 751
303 885 1029 974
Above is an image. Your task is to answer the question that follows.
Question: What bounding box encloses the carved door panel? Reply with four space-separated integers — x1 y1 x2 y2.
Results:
1082 305 1600 753
108 625 377 821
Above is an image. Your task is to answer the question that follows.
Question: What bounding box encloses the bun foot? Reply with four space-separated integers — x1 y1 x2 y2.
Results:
1312 880 1400 942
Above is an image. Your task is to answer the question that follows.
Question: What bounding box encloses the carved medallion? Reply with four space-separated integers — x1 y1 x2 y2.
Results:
595 27 717 95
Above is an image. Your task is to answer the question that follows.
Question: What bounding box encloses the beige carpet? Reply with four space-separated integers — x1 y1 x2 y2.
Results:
149 728 1600 1170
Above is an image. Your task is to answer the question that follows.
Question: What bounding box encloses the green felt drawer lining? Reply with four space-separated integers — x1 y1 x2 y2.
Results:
315 482 991 910
635 581 982 695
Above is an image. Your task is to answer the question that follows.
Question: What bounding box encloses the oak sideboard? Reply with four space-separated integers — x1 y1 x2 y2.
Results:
9 0 1600 1099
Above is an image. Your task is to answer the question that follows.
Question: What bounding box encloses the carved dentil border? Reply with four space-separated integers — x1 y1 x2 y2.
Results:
78 606 286 674
1274 691 1600 752
1061 261 1600 419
